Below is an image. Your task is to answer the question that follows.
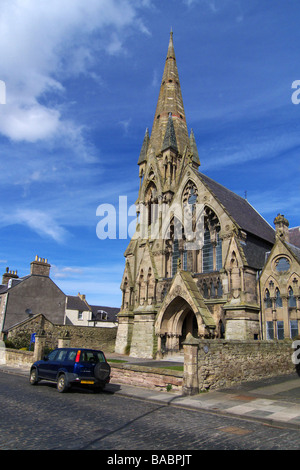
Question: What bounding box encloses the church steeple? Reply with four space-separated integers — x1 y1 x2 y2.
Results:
149 31 190 157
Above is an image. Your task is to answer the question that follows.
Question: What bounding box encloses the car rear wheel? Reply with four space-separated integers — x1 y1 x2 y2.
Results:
57 373 69 393
29 368 39 385
94 362 110 382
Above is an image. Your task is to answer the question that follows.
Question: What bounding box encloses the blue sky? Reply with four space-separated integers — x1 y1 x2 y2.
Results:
0 0 299 307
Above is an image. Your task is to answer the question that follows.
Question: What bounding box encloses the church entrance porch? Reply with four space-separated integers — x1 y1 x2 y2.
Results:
156 296 203 357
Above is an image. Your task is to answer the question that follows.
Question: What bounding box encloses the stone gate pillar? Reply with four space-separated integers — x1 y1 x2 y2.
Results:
58 331 71 349
182 333 199 395
33 330 46 362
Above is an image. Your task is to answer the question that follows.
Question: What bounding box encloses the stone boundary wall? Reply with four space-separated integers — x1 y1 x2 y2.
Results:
4 348 33 368
59 325 117 353
183 335 297 394
6 315 117 353
110 364 183 392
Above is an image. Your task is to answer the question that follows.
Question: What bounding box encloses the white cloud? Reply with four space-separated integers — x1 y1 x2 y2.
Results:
12 209 69 243
0 0 148 143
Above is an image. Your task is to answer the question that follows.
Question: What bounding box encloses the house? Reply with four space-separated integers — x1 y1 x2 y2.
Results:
0 256 119 337
0 256 66 335
65 293 118 328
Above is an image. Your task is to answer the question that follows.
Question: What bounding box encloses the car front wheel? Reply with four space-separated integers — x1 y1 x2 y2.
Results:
57 373 69 393
29 368 39 385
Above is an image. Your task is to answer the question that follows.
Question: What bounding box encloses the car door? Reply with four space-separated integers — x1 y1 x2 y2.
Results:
48 349 68 380
38 349 59 379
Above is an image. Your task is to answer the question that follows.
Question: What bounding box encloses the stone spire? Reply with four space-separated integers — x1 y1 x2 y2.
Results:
189 129 200 168
137 128 150 165
149 31 190 157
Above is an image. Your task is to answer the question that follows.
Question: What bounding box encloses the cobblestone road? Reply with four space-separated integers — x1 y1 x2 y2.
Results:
0 372 300 451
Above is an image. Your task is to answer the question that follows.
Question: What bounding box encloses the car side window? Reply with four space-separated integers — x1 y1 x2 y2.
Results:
56 349 67 362
47 350 58 361
66 350 77 362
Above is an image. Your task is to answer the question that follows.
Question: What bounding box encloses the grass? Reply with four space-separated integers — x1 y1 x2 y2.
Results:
108 359 128 363
162 365 184 371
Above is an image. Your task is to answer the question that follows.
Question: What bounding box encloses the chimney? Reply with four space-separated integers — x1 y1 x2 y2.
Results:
274 214 289 243
30 256 51 277
2 267 19 285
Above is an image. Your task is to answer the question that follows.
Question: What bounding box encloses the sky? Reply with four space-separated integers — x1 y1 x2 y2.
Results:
0 0 299 307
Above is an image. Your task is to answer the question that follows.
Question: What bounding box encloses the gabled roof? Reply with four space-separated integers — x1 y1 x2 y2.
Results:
66 295 90 311
199 172 275 245
179 270 216 329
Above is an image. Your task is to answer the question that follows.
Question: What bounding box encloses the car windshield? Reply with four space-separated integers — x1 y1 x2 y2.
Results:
80 350 105 363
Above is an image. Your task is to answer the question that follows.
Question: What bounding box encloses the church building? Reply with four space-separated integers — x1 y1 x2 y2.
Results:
115 32 300 358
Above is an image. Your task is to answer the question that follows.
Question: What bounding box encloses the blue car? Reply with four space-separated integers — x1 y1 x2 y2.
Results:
29 347 111 393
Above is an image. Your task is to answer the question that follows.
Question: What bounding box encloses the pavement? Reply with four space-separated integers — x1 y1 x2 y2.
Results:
2 354 300 431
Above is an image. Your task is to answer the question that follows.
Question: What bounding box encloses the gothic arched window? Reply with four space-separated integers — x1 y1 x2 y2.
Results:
203 228 213 272
275 288 282 308
202 207 222 273
264 289 272 309
170 217 187 276
288 286 297 308
145 182 158 227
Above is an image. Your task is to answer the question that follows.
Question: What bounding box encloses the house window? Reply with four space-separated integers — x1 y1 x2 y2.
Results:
277 320 284 340
290 320 299 339
78 311 83 320
266 321 274 340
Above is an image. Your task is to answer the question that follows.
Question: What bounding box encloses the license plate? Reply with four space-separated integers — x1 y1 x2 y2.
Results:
81 380 94 384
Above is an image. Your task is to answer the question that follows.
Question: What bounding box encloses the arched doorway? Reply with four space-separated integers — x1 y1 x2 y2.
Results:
156 296 201 356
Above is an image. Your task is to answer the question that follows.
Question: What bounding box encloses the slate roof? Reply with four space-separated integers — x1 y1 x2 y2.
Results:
289 226 300 248
66 295 90 311
240 236 272 269
90 305 119 322
286 242 300 264
199 172 275 245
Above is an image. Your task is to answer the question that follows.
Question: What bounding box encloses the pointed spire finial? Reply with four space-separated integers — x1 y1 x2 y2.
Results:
149 31 189 156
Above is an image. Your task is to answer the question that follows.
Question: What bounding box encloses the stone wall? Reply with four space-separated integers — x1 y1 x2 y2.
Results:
6 314 117 353
110 363 183 392
183 335 296 394
3 348 33 368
